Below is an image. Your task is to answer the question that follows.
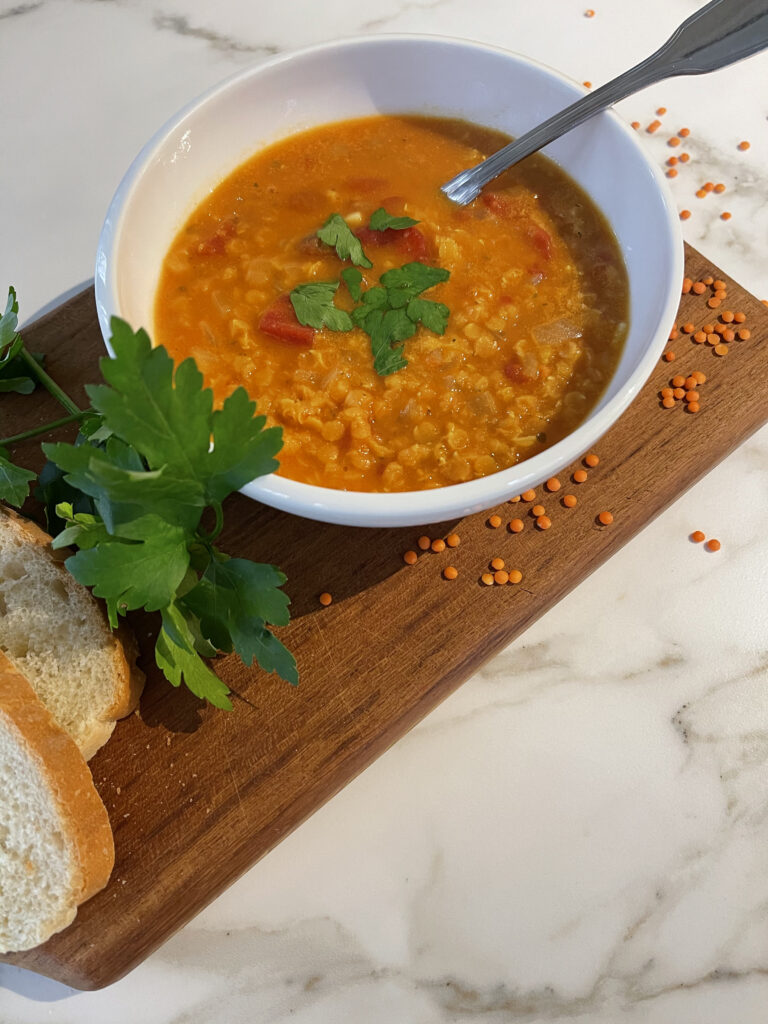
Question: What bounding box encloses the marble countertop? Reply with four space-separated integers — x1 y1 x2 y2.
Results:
1 1 767 1021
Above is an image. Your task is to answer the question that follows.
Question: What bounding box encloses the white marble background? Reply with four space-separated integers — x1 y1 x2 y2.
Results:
1 1 768 1021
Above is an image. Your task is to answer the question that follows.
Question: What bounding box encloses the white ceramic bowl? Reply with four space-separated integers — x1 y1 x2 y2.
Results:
96 35 683 528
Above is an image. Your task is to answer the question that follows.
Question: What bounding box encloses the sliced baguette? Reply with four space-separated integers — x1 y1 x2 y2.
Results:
0 652 114 953
0 506 144 760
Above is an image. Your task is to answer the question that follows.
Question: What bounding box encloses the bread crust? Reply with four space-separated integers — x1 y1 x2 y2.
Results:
0 652 114 952
0 506 145 759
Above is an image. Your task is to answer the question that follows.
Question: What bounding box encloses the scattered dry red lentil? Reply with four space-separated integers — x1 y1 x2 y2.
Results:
667 169 678 178
679 127 690 137
671 375 685 387
692 281 706 294
446 533 460 548
733 312 746 323
536 515 552 530
673 387 686 399
490 556 505 571
584 453 600 467
682 276 692 292
696 189 707 199
509 495 521 503
681 322 694 334
738 140 750 151
684 376 697 389
714 280 725 290
721 310 734 323
647 120 662 133
721 212 732 221
692 371 706 384
583 81 592 89
531 504 546 517
722 329 735 342
431 538 446 552
545 477 561 492
691 530 706 543
319 592 333 606
631 121 640 130
563 494 578 508
443 566 458 580
714 183 726 193
573 469 588 483
508 569 523 584
738 328 751 340
705 538 721 552
417 535 431 551
708 297 721 309
668 136 681 147
598 511 614 525
403 550 418 565
714 344 729 356
762 300 768 307
488 515 502 529
706 334 719 345
494 570 510 585
693 330 706 344
585 7 595 15
680 210 691 220
521 489 536 502
686 401 700 412
663 351 676 362
661 387 674 398
481 572 494 586
685 390 699 402
656 106 667 115
703 276 714 285
669 327 680 340
704 182 715 192
662 396 675 408
508 518 524 533
669 157 680 168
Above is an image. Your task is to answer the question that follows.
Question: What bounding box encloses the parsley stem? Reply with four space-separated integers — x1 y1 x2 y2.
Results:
0 411 88 446
197 502 224 544
19 347 82 416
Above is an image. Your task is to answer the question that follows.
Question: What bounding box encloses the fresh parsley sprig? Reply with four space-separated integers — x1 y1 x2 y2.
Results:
290 210 451 376
316 213 372 268
0 291 298 709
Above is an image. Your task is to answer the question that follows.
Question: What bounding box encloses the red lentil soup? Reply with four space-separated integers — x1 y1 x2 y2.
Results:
155 115 629 492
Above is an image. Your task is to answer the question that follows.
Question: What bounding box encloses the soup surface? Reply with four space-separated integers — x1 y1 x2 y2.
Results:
155 116 628 492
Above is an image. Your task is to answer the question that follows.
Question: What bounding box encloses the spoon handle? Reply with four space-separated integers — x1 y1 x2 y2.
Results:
442 0 768 205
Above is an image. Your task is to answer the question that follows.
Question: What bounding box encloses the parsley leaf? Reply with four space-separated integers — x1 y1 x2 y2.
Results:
316 213 372 268
156 603 233 710
61 513 190 626
0 445 36 506
369 207 419 231
380 262 450 305
351 262 451 376
0 287 21 362
406 297 450 335
289 282 353 333
181 556 297 685
341 267 363 302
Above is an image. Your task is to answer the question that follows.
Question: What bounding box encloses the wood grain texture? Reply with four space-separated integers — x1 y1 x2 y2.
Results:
2 246 767 988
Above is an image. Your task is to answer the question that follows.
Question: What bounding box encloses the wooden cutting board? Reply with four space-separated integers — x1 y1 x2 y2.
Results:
2 245 767 989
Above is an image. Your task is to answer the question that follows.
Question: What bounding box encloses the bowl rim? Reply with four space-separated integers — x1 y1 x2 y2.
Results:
95 32 684 527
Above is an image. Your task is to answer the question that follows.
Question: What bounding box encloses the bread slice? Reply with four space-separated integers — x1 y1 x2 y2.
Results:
0 507 144 760
0 652 114 952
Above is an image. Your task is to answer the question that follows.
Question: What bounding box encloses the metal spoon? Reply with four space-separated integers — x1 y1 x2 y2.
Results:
442 0 768 205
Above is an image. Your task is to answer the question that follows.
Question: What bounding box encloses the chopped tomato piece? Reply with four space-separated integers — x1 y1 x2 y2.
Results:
397 226 431 261
258 295 315 346
521 218 552 260
481 192 513 217
197 218 237 257
355 224 432 261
